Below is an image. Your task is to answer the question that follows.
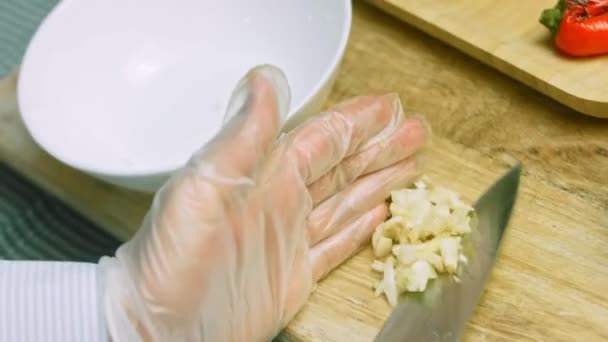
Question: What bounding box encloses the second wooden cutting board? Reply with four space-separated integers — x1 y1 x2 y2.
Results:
368 0 608 119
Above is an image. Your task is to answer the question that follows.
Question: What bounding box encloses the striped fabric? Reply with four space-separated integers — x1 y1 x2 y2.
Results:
0 1 119 340
0 260 107 342
0 163 120 261
0 164 116 340
0 0 60 78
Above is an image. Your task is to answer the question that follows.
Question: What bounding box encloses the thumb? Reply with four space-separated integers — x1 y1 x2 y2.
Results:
224 64 290 127
188 65 291 180
220 64 290 154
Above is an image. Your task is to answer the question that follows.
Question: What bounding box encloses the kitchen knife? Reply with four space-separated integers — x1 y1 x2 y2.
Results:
374 163 521 342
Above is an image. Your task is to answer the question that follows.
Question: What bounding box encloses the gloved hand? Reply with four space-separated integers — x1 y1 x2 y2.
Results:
100 65 429 342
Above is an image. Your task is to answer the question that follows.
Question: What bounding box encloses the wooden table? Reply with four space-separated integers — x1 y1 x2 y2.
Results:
1 2 607 341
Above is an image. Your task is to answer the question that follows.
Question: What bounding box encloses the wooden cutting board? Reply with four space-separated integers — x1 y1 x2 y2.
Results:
1 69 607 341
367 0 608 119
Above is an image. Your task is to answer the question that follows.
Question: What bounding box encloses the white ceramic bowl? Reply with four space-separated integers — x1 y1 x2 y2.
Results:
18 0 351 192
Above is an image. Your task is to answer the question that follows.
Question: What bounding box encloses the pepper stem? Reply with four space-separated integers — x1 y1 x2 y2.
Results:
539 0 567 36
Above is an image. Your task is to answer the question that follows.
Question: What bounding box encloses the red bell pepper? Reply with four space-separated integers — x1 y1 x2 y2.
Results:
540 0 608 57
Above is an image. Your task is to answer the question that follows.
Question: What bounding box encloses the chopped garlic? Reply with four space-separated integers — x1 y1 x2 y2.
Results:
383 258 398 306
395 245 417 265
370 176 475 306
439 237 461 273
420 252 444 273
414 179 426 189
373 236 393 258
374 281 384 297
410 260 438 290
371 260 385 272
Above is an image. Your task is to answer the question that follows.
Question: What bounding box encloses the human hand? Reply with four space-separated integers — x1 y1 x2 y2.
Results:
100 65 429 341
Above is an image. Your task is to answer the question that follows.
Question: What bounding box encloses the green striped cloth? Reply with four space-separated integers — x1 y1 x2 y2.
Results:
0 0 60 77
0 163 120 261
1 0 121 261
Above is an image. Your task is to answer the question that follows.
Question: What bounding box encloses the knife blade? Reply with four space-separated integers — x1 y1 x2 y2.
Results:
374 164 521 342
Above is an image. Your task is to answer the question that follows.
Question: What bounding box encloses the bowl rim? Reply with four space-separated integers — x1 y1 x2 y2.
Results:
17 0 353 178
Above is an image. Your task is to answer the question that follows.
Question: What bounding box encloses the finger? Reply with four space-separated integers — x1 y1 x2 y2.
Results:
283 94 402 185
188 65 290 179
310 204 389 281
308 155 423 246
308 115 429 205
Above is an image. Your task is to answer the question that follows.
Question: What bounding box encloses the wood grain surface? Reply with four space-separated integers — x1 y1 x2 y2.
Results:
1 2 607 341
367 0 608 119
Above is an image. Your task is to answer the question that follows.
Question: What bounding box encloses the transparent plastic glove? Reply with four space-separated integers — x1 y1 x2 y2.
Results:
100 65 429 342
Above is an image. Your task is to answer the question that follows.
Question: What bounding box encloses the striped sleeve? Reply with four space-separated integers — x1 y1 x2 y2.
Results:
0 260 108 342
